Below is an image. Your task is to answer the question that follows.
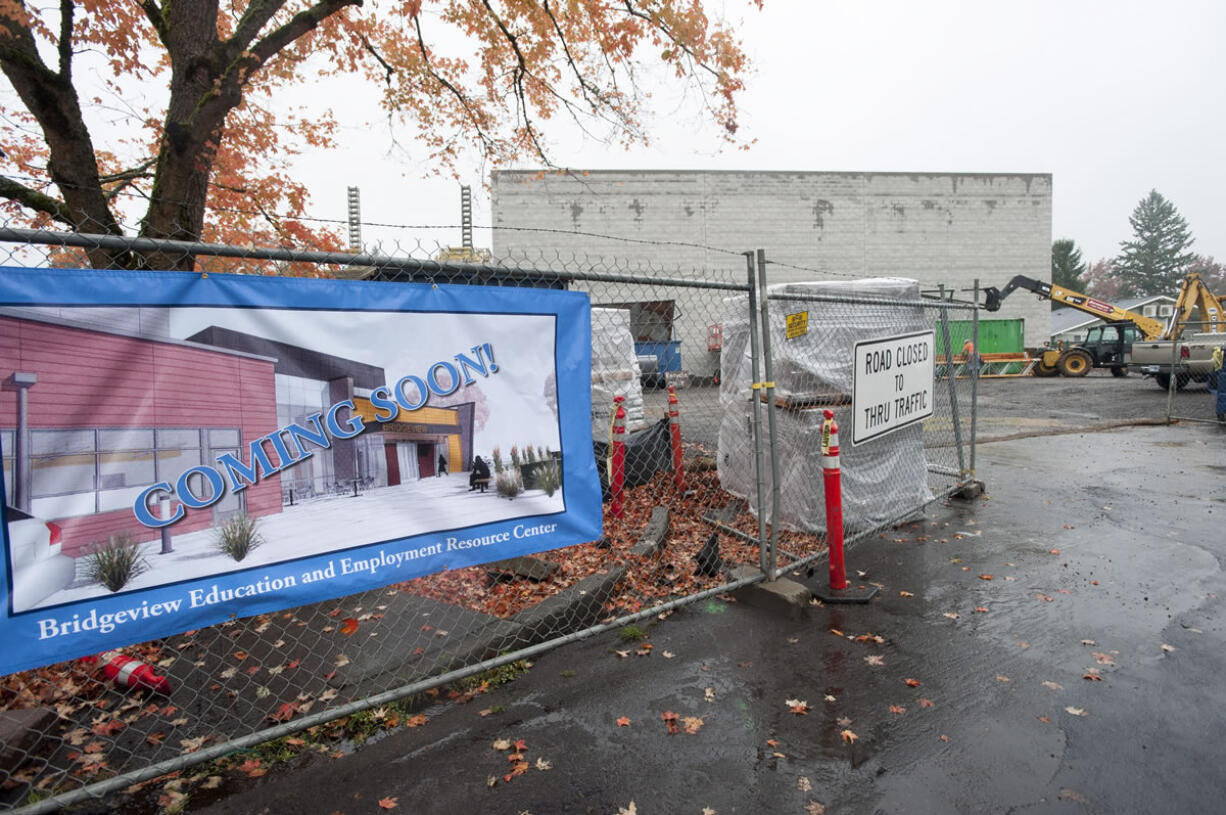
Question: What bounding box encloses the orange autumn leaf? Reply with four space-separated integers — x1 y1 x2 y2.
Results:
340 618 360 636
617 716 631 727
903 678 921 688
978 574 994 581
378 797 399 809
840 729 858 744
918 698 935 709
888 705 906 715
268 702 299 723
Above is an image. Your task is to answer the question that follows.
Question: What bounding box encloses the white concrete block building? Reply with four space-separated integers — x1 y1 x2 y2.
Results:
491 170 1052 377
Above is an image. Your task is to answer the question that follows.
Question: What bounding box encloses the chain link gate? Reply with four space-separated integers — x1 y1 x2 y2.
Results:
0 227 978 812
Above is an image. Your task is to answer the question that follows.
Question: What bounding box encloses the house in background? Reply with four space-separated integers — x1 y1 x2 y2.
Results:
1050 295 1175 346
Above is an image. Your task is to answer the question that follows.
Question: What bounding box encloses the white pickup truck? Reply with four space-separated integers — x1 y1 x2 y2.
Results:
1132 332 1226 389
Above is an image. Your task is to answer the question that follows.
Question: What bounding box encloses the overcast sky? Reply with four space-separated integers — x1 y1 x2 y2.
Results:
285 0 1225 269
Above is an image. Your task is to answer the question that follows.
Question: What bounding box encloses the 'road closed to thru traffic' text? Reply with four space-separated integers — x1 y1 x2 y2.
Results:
852 331 935 445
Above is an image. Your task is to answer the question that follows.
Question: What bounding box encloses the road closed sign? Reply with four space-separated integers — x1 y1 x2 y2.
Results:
851 330 935 445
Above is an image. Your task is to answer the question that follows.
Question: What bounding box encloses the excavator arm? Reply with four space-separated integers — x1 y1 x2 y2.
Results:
983 275 1167 340
1166 273 1224 337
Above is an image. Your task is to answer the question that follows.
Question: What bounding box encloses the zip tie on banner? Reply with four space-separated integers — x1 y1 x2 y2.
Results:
750 381 776 390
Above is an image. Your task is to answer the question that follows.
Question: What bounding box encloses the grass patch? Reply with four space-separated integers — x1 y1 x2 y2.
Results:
495 470 523 499
84 534 149 592
618 625 648 642
213 514 264 562
539 462 560 497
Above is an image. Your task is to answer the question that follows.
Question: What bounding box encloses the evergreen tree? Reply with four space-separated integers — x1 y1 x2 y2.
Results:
1050 239 1088 308
1114 190 1196 296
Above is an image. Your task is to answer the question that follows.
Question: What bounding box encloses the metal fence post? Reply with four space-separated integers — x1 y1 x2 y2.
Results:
937 285 968 481
755 249 782 579
745 251 770 574
970 278 980 478
1166 331 1179 422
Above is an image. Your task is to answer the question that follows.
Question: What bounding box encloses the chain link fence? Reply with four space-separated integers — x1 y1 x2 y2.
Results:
1154 319 1226 425
0 224 978 812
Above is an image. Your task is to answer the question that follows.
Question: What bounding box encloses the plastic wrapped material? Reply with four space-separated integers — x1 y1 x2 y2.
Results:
718 279 934 532
591 307 646 436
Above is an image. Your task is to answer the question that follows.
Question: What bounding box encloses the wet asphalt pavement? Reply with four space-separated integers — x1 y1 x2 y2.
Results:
195 419 1225 815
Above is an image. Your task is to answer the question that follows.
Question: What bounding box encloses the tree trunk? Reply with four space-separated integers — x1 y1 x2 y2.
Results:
137 0 228 271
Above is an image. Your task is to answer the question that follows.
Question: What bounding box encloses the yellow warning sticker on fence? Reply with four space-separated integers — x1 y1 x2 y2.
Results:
786 311 809 340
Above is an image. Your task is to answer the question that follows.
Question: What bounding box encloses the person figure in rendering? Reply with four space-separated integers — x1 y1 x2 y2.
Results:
469 455 491 492
437 453 447 478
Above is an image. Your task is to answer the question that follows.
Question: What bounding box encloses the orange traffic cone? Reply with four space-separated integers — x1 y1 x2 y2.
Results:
83 650 172 694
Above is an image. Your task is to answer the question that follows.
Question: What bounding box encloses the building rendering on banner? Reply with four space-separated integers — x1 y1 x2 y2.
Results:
1 310 473 562
491 170 1053 377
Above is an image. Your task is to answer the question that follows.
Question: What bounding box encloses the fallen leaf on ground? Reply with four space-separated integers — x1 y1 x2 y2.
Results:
918 698 935 709
978 574 994 581
939 734 950 742
864 655 885 667
943 612 959 620
377 797 398 809
236 759 265 778
661 710 680 734
1083 670 1102 681
840 729 858 743
904 678 921 688
1161 643 1175 653
683 716 704 734
492 739 512 751
339 618 359 636
704 688 716 702
974 607 989 613
996 675 1011 683
662 650 676 658
805 802 826 815
1042 681 1063 691
824 694 836 702
786 699 810 715
899 591 914 598
836 716 853 727
535 757 552 771
889 705 906 715
617 801 637 815
1065 706 1089 717
617 716 631 727
1092 652 1116 667
614 650 631 659
1081 639 1096 646
797 777 812 792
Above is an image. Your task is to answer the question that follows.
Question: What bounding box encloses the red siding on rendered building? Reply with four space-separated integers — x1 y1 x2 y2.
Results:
0 316 282 557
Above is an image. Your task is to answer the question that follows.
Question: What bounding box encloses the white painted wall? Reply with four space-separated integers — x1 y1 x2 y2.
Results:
492 170 1052 375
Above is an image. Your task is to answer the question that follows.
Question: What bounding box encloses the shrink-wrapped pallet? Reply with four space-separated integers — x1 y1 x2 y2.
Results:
591 307 646 436
718 279 933 532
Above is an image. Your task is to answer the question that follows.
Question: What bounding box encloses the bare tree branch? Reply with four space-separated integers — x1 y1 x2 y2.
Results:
57 0 74 79
411 15 498 158
138 1 170 47
246 0 362 67
0 176 73 226
478 0 548 162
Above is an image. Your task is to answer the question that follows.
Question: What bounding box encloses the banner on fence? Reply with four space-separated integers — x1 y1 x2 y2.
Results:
0 267 601 675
